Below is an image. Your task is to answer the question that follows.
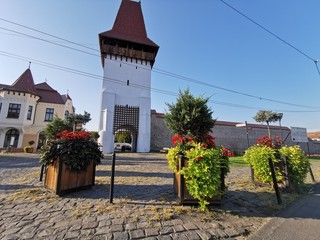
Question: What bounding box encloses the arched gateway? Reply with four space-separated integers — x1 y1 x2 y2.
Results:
98 0 159 153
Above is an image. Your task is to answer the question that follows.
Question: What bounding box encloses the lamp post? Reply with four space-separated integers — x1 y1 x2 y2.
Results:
236 121 249 149
278 113 283 140
236 121 254 182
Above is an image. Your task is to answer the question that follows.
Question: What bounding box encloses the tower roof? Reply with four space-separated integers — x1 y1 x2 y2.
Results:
100 0 158 48
6 68 38 95
99 0 159 67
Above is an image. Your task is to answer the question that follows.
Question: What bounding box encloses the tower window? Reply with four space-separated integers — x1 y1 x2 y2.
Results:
7 103 21 118
27 105 33 120
127 80 129 86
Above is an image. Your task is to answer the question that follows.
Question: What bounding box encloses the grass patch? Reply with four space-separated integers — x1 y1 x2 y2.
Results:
229 156 248 167
8 187 60 203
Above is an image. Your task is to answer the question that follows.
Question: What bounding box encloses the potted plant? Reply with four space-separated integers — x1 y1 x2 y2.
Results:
165 89 231 210
24 140 35 153
40 130 104 195
243 136 310 191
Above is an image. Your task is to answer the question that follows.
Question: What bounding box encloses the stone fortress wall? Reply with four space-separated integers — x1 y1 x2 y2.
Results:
150 110 320 155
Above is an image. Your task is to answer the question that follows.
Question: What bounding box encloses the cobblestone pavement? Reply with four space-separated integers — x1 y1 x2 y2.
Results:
0 153 319 240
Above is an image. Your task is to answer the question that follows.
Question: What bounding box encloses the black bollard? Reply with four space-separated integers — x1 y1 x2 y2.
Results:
39 164 45 182
268 158 282 205
109 153 116 204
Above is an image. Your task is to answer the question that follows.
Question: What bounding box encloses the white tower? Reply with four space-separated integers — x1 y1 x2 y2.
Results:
98 0 159 153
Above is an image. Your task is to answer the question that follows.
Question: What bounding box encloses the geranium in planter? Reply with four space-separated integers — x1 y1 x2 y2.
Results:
168 135 230 210
165 89 230 210
40 130 104 195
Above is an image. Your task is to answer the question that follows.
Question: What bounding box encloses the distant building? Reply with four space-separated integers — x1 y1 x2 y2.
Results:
0 68 74 150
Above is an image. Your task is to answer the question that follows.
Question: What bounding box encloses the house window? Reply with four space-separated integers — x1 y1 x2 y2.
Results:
7 103 21 118
3 129 19 148
45 108 54 121
64 110 70 119
27 105 33 120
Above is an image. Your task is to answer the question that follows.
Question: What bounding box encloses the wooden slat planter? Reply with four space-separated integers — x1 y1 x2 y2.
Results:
44 156 96 195
173 156 225 205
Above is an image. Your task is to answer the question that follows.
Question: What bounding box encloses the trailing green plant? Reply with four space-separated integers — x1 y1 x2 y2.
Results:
40 130 103 172
279 146 310 185
180 143 222 211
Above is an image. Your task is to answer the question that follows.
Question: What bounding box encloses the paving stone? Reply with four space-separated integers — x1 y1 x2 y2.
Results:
113 231 129 240
183 223 198 231
172 233 188 240
64 230 80 239
109 224 124 232
171 219 184 225
196 230 212 240
173 225 185 233
224 227 240 237
160 226 174 235
95 227 111 235
37 229 55 238
158 235 173 240
209 228 228 238
2 227 22 236
111 218 125 225
125 222 137 230
145 227 159 237
82 221 99 230
137 221 149 229
16 220 34 228
129 229 145 239
161 220 174 227
20 231 36 239
185 231 201 240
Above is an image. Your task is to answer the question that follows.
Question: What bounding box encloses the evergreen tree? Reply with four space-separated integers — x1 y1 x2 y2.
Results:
165 89 215 139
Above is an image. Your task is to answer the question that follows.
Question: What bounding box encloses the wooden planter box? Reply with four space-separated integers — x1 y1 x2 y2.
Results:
173 156 225 205
25 147 34 153
44 156 96 195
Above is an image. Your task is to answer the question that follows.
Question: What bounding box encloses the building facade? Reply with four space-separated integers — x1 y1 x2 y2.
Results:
0 68 74 150
98 0 159 153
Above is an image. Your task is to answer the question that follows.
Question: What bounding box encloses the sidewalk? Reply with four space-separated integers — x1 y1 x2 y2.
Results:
249 184 320 240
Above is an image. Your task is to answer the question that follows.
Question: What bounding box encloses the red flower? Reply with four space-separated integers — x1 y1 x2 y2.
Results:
197 157 202 161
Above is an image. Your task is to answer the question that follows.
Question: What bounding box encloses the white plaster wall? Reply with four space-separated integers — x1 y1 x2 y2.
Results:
98 55 152 153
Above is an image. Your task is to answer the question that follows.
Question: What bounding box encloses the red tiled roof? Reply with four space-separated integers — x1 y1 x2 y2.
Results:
1 68 71 105
99 0 158 48
4 68 38 95
61 94 72 103
35 82 65 104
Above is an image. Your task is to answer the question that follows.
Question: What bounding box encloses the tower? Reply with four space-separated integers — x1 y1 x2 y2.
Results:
98 0 159 153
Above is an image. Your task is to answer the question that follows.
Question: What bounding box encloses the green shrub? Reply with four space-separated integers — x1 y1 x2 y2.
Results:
243 145 282 183
279 146 310 185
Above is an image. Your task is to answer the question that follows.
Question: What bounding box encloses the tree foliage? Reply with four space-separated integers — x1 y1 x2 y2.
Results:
164 89 215 139
44 111 92 140
253 110 283 137
45 116 73 140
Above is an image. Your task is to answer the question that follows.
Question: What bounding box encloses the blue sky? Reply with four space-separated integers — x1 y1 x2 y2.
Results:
1 0 320 132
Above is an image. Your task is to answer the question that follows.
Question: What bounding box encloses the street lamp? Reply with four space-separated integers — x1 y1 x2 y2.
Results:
277 113 283 140
236 121 249 149
236 121 254 182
